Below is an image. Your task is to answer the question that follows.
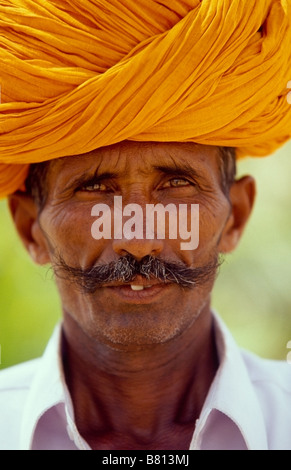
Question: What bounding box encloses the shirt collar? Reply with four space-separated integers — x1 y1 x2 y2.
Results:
190 314 268 450
20 324 64 449
19 325 90 450
20 314 268 450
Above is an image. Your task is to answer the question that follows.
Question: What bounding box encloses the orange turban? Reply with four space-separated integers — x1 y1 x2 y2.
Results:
0 0 291 198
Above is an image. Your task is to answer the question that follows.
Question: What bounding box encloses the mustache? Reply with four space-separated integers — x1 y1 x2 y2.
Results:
52 253 222 294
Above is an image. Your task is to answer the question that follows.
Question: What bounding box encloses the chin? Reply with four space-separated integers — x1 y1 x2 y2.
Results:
76 304 203 352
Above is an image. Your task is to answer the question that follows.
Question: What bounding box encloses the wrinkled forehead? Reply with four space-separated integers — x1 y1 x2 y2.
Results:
47 141 222 181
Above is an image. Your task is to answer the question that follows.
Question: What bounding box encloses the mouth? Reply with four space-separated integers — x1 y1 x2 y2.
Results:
102 278 172 303
129 284 154 291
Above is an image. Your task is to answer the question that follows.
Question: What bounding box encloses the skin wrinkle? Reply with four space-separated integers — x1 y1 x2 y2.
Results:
33 141 233 350
24 144 236 210
9 141 255 449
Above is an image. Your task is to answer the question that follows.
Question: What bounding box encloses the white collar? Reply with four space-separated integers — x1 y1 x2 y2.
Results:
190 314 268 450
20 326 89 450
20 313 268 450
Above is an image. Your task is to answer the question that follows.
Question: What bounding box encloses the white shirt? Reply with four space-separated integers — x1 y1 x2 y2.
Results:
0 314 290 450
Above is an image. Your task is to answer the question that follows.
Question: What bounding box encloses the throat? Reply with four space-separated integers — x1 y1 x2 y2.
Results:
61 307 218 449
83 423 196 450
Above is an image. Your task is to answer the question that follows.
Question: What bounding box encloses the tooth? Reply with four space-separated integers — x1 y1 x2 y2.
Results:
144 285 153 289
130 285 144 291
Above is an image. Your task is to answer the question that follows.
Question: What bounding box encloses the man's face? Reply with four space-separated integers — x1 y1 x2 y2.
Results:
12 142 253 349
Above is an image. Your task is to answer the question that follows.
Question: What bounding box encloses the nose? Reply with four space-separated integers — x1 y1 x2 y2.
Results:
110 192 165 260
112 237 164 261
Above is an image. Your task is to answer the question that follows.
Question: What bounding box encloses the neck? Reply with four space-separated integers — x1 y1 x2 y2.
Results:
62 303 218 449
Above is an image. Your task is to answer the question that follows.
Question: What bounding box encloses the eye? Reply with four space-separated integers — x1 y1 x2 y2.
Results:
78 181 108 192
164 178 192 188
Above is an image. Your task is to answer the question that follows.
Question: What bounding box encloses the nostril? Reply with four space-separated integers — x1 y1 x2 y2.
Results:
112 238 164 260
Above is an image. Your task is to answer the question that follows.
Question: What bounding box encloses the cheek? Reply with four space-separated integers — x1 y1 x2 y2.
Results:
40 202 107 267
179 202 229 265
156 202 226 269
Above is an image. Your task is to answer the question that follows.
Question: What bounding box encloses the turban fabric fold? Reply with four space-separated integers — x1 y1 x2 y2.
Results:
0 0 291 198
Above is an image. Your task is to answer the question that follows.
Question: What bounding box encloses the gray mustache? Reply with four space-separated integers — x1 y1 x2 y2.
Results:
54 254 221 294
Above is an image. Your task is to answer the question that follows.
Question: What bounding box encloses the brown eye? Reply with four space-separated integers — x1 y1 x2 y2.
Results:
164 178 191 188
80 182 107 192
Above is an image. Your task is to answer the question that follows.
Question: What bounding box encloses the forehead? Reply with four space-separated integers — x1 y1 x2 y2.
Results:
47 141 221 181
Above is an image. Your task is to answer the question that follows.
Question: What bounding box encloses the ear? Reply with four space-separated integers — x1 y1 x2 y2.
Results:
218 176 256 254
8 192 51 265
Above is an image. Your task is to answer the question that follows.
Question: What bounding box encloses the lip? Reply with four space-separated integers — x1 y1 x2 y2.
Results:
100 275 166 289
103 283 172 304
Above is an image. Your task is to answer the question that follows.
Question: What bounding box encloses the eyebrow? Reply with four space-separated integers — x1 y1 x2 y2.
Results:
64 170 120 192
62 160 205 192
152 163 201 180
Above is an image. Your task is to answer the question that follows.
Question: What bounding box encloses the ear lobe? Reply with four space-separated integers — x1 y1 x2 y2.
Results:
8 192 50 265
218 175 256 254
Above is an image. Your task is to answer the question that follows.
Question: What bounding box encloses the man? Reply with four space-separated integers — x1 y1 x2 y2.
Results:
0 0 291 451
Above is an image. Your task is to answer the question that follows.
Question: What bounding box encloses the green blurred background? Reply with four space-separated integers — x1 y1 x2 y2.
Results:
0 142 291 369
